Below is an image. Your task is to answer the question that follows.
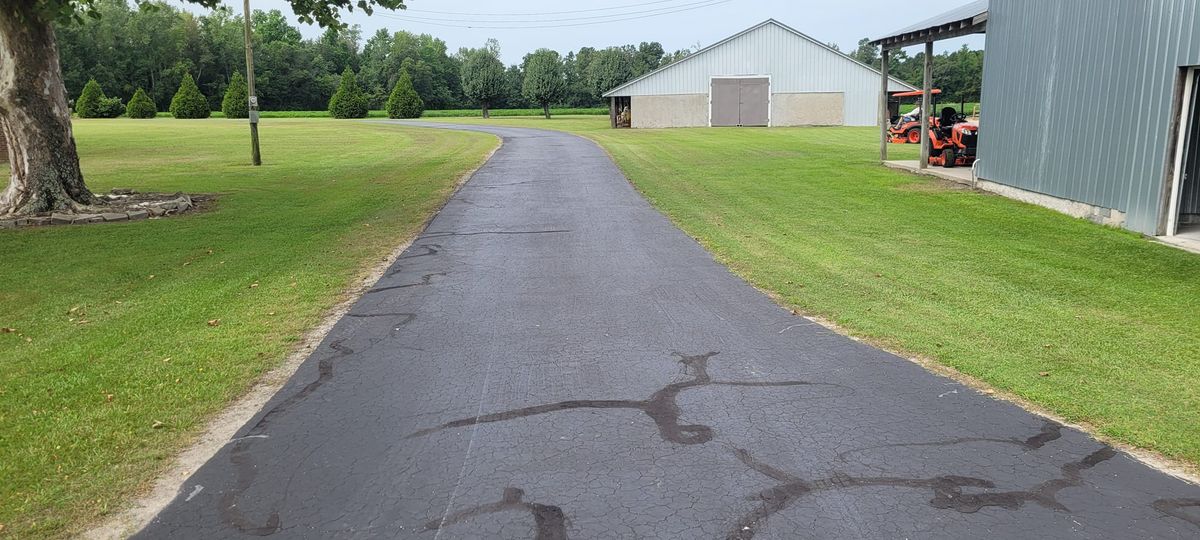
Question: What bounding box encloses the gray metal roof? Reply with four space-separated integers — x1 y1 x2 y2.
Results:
871 0 988 49
604 19 915 98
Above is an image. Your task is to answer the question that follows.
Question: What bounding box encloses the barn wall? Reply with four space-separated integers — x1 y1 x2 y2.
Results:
632 95 708 128
978 0 1200 235
610 21 913 127
772 93 844 126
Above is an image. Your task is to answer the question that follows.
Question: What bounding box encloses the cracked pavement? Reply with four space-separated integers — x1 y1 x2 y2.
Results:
138 123 1200 539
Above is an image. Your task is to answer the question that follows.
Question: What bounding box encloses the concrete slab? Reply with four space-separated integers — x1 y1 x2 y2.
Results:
884 159 975 185
1156 225 1200 255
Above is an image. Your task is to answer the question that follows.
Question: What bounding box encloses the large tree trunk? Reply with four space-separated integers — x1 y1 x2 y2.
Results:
481 102 490 119
0 6 94 216
542 102 550 119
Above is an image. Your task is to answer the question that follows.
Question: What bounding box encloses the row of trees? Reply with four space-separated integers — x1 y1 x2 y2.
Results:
58 0 694 114
841 38 984 103
74 72 251 119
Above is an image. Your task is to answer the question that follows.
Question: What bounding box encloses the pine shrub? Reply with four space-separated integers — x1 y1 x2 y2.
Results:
125 88 158 118
385 70 424 119
169 73 211 119
95 97 125 118
328 68 368 119
222 72 249 119
76 79 110 118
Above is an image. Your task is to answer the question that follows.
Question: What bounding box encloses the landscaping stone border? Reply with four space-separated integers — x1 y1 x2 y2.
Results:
0 189 203 230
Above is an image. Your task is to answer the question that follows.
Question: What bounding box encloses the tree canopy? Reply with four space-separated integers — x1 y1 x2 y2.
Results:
846 39 984 103
521 49 566 118
54 1 718 114
459 40 506 116
52 4 986 113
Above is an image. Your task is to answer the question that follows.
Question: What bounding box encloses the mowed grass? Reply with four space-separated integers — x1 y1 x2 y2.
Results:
0 119 496 537
436 115 1200 467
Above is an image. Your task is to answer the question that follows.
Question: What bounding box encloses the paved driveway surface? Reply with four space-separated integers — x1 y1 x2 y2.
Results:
140 123 1200 539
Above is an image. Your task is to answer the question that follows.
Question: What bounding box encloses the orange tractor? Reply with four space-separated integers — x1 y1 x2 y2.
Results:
887 89 978 168
887 89 941 144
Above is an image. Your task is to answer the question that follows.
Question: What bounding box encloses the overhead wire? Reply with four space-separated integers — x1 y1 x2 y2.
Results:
387 0 730 24
400 0 692 17
375 0 733 29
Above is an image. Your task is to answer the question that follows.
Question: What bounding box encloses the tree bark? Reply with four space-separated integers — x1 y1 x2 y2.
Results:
0 5 94 216
542 102 550 119
482 102 490 119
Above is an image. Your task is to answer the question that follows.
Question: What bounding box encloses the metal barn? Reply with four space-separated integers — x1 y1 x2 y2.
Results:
875 0 1200 247
603 19 916 129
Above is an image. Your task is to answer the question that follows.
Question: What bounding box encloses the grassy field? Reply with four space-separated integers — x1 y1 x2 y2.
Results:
152 107 607 119
0 119 496 537
433 115 1200 467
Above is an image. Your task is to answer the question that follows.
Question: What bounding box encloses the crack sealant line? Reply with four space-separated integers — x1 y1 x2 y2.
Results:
433 348 498 540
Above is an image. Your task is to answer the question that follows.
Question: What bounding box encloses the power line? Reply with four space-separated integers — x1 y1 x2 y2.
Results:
401 0 692 17
383 0 732 24
377 0 732 29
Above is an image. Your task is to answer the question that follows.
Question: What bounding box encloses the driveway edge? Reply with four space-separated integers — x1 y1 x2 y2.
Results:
82 133 503 540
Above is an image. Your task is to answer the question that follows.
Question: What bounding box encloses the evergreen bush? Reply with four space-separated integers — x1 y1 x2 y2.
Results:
169 73 211 119
125 88 158 118
385 70 424 119
75 79 109 118
328 68 368 119
222 72 249 118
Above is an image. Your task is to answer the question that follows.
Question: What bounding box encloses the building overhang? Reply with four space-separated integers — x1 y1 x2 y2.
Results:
870 0 988 50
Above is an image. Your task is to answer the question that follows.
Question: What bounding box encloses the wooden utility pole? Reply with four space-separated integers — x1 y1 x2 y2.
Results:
879 48 890 161
242 0 262 166
919 41 933 169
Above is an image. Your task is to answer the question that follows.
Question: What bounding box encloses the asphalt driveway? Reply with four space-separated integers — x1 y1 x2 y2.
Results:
138 122 1200 539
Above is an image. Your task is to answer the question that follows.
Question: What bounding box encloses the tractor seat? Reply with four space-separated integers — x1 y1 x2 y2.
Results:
939 107 959 127
938 107 958 134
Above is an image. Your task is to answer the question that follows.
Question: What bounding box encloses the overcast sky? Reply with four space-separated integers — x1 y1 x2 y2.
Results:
175 0 984 64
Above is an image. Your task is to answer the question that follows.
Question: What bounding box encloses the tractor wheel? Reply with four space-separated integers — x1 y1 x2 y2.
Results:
906 128 920 144
943 149 957 168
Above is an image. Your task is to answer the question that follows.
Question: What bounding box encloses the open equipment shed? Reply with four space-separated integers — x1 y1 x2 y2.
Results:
604 19 915 129
870 0 987 169
873 0 1200 247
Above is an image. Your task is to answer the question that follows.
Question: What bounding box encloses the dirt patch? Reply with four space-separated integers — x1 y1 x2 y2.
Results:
893 177 974 193
1 189 211 229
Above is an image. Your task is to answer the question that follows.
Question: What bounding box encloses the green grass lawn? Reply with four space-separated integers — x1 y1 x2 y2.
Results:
0 119 496 537
435 115 1200 468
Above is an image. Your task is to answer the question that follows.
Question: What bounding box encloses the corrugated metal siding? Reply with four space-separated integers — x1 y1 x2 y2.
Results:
977 0 1200 235
612 22 912 126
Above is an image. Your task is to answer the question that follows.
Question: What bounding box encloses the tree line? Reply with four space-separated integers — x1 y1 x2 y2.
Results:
59 0 693 113
840 38 984 103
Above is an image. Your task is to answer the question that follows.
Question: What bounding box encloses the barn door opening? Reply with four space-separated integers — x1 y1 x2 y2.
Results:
1168 67 1200 237
710 77 770 127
